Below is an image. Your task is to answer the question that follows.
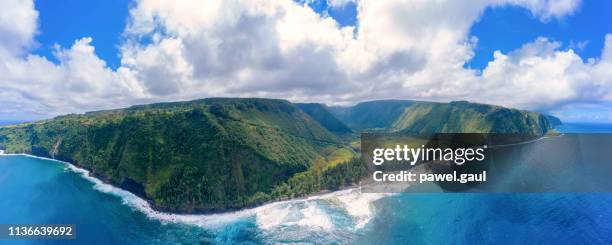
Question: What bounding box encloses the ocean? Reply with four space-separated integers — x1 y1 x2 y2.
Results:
1 122 612 244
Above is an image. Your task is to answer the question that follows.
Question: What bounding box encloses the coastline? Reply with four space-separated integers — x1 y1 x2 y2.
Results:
0 151 365 216
486 133 558 149
0 151 391 231
0 131 559 215
0 131 564 231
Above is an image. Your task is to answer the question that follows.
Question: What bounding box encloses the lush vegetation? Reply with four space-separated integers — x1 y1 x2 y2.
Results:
0 97 560 213
329 100 414 130
0 98 357 212
295 103 352 135
331 100 559 135
544 115 563 127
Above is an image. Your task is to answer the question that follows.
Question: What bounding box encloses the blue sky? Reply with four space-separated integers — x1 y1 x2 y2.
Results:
2 0 611 122
32 0 611 72
468 0 612 70
33 0 359 68
32 0 358 68
33 0 129 69
300 0 358 27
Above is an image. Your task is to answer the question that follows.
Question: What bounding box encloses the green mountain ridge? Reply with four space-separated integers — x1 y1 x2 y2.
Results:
0 98 351 212
329 100 415 130
0 97 561 213
330 100 559 135
295 103 352 135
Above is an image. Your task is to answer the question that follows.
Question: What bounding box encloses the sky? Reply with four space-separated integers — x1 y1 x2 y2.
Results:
0 0 611 122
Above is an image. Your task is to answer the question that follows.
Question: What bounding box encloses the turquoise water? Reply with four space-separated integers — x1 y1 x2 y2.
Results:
556 122 612 133
0 155 385 244
2 123 612 244
0 156 218 244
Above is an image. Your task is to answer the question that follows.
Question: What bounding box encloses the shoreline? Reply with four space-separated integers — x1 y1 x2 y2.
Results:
0 151 363 216
0 132 559 215
485 133 555 149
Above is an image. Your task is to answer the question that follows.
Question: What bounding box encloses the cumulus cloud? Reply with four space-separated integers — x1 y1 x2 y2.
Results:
0 0 38 56
0 36 144 116
0 0 610 121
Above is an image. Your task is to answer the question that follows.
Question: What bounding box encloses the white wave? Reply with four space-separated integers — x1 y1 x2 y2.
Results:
252 188 393 231
255 203 292 230
1 153 66 163
1 153 391 231
295 202 334 230
255 200 334 231
330 190 391 229
62 161 258 228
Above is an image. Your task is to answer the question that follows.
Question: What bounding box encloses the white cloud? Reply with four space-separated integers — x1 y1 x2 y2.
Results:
478 35 612 109
508 0 581 21
327 0 356 8
0 36 144 116
2 0 611 122
121 0 356 100
0 0 38 56
478 38 583 108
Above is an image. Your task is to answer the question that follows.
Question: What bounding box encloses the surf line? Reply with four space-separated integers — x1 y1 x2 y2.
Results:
0 152 388 230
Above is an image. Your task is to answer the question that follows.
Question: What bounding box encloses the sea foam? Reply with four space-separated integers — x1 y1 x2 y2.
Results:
1 153 390 231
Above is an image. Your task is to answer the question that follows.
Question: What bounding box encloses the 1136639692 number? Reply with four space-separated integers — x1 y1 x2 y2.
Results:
0 224 75 240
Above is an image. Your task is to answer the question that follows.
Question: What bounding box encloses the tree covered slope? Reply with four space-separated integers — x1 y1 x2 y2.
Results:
331 100 559 135
295 103 352 135
0 98 352 213
0 97 561 213
329 100 414 130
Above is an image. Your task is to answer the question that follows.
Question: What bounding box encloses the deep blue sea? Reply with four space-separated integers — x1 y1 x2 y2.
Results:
556 122 612 133
1 122 612 244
